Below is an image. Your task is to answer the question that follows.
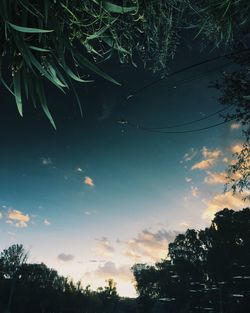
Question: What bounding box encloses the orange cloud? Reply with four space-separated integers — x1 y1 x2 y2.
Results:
202 191 250 220
123 229 178 262
84 176 94 187
204 171 227 185
202 147 222 159
231 143 243 154
7 209 30 228
191 159 215 170
230 123 241 130
191 186 199 197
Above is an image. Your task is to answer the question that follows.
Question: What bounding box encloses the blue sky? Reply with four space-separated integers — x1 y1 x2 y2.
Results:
0 50 249 296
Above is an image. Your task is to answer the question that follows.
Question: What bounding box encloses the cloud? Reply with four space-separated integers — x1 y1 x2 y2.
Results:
0 212 2 219
41 157 52 165
76 167 83 172
57 253 75 262
202 191 250 220
180 222 189 229
202 147 222 159
95 237 115 258
230 123 241 130
91 262 132 282
123 229 178 262
7 209 30 228
84 176 94 187
191 159 215 170
191 186 199 197
185 177 192 183
204 171 227 185
44 218 51 226
182 148 197 162
231 143 243 154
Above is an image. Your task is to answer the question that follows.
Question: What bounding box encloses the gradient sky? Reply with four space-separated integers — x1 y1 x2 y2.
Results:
0 44 249 297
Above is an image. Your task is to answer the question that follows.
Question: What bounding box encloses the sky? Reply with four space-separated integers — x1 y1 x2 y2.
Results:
0 44 249 297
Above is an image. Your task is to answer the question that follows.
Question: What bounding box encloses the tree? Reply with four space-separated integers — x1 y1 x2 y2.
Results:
0 244 28 313
132 208 250 312
213 50 250 198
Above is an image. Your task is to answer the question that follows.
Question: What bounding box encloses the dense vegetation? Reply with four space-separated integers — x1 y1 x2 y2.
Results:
1 208 250 313
132 208 250 313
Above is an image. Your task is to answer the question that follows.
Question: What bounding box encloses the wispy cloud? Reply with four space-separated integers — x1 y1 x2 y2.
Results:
84 176 94 187
44 218 51 226
191 186 199 197
85 262 132 282
230 123 241 130
204 171 227 185
123 229 178 262
202 191 250 220
185 177 192 183
0 212 2 219
182 148 197 162
7 209 30 228
76 167 83 172
180 222 189 229
201 147 222 159
95 237 115 258
41 157 53 166
191 159 215 170
57 253 75 262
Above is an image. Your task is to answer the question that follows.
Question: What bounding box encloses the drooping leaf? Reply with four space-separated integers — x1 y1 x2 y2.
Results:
74 51 120 85
8 22 53 33
13 70 23 116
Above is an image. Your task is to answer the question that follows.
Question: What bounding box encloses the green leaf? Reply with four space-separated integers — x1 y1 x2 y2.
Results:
62 63 93 83
13 70 23 116
103 2 137 14
243 95 250 100
74 52 120 85
28 45 51 52
8 22 53 33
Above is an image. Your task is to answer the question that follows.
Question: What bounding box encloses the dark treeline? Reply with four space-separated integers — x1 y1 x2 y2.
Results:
0 246 136 313
132 208 250 313
1 208 250 313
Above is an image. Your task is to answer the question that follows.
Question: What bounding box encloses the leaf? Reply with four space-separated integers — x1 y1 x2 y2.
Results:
13 70 23 116
28 45 51 52
74 51 120 85
62 62 93 83
243 95 250 100
103 1 137 14
8 22 53 33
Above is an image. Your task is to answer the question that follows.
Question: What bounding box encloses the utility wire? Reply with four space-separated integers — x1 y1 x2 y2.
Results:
126 118 234 134
126 48 250 99
126 105 232 130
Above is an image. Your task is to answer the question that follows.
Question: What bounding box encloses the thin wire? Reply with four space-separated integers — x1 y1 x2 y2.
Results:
127 48 250 99
131 105 232 130
126 119 234 134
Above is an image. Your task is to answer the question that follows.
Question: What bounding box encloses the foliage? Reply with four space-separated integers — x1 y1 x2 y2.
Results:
213 50 250 198
132 208 250 312
0 0 137 128
188 0 250 47
1 0 250 128
0 245 136 313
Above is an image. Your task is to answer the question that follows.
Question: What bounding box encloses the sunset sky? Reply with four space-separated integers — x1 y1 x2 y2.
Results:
0 45 249 297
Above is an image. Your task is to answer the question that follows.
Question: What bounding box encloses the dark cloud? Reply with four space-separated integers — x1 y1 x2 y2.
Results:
57 253 75 262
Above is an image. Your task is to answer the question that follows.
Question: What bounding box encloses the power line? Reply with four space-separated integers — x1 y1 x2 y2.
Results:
126 48 250 99
126 118 234 134
128 105 232 130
